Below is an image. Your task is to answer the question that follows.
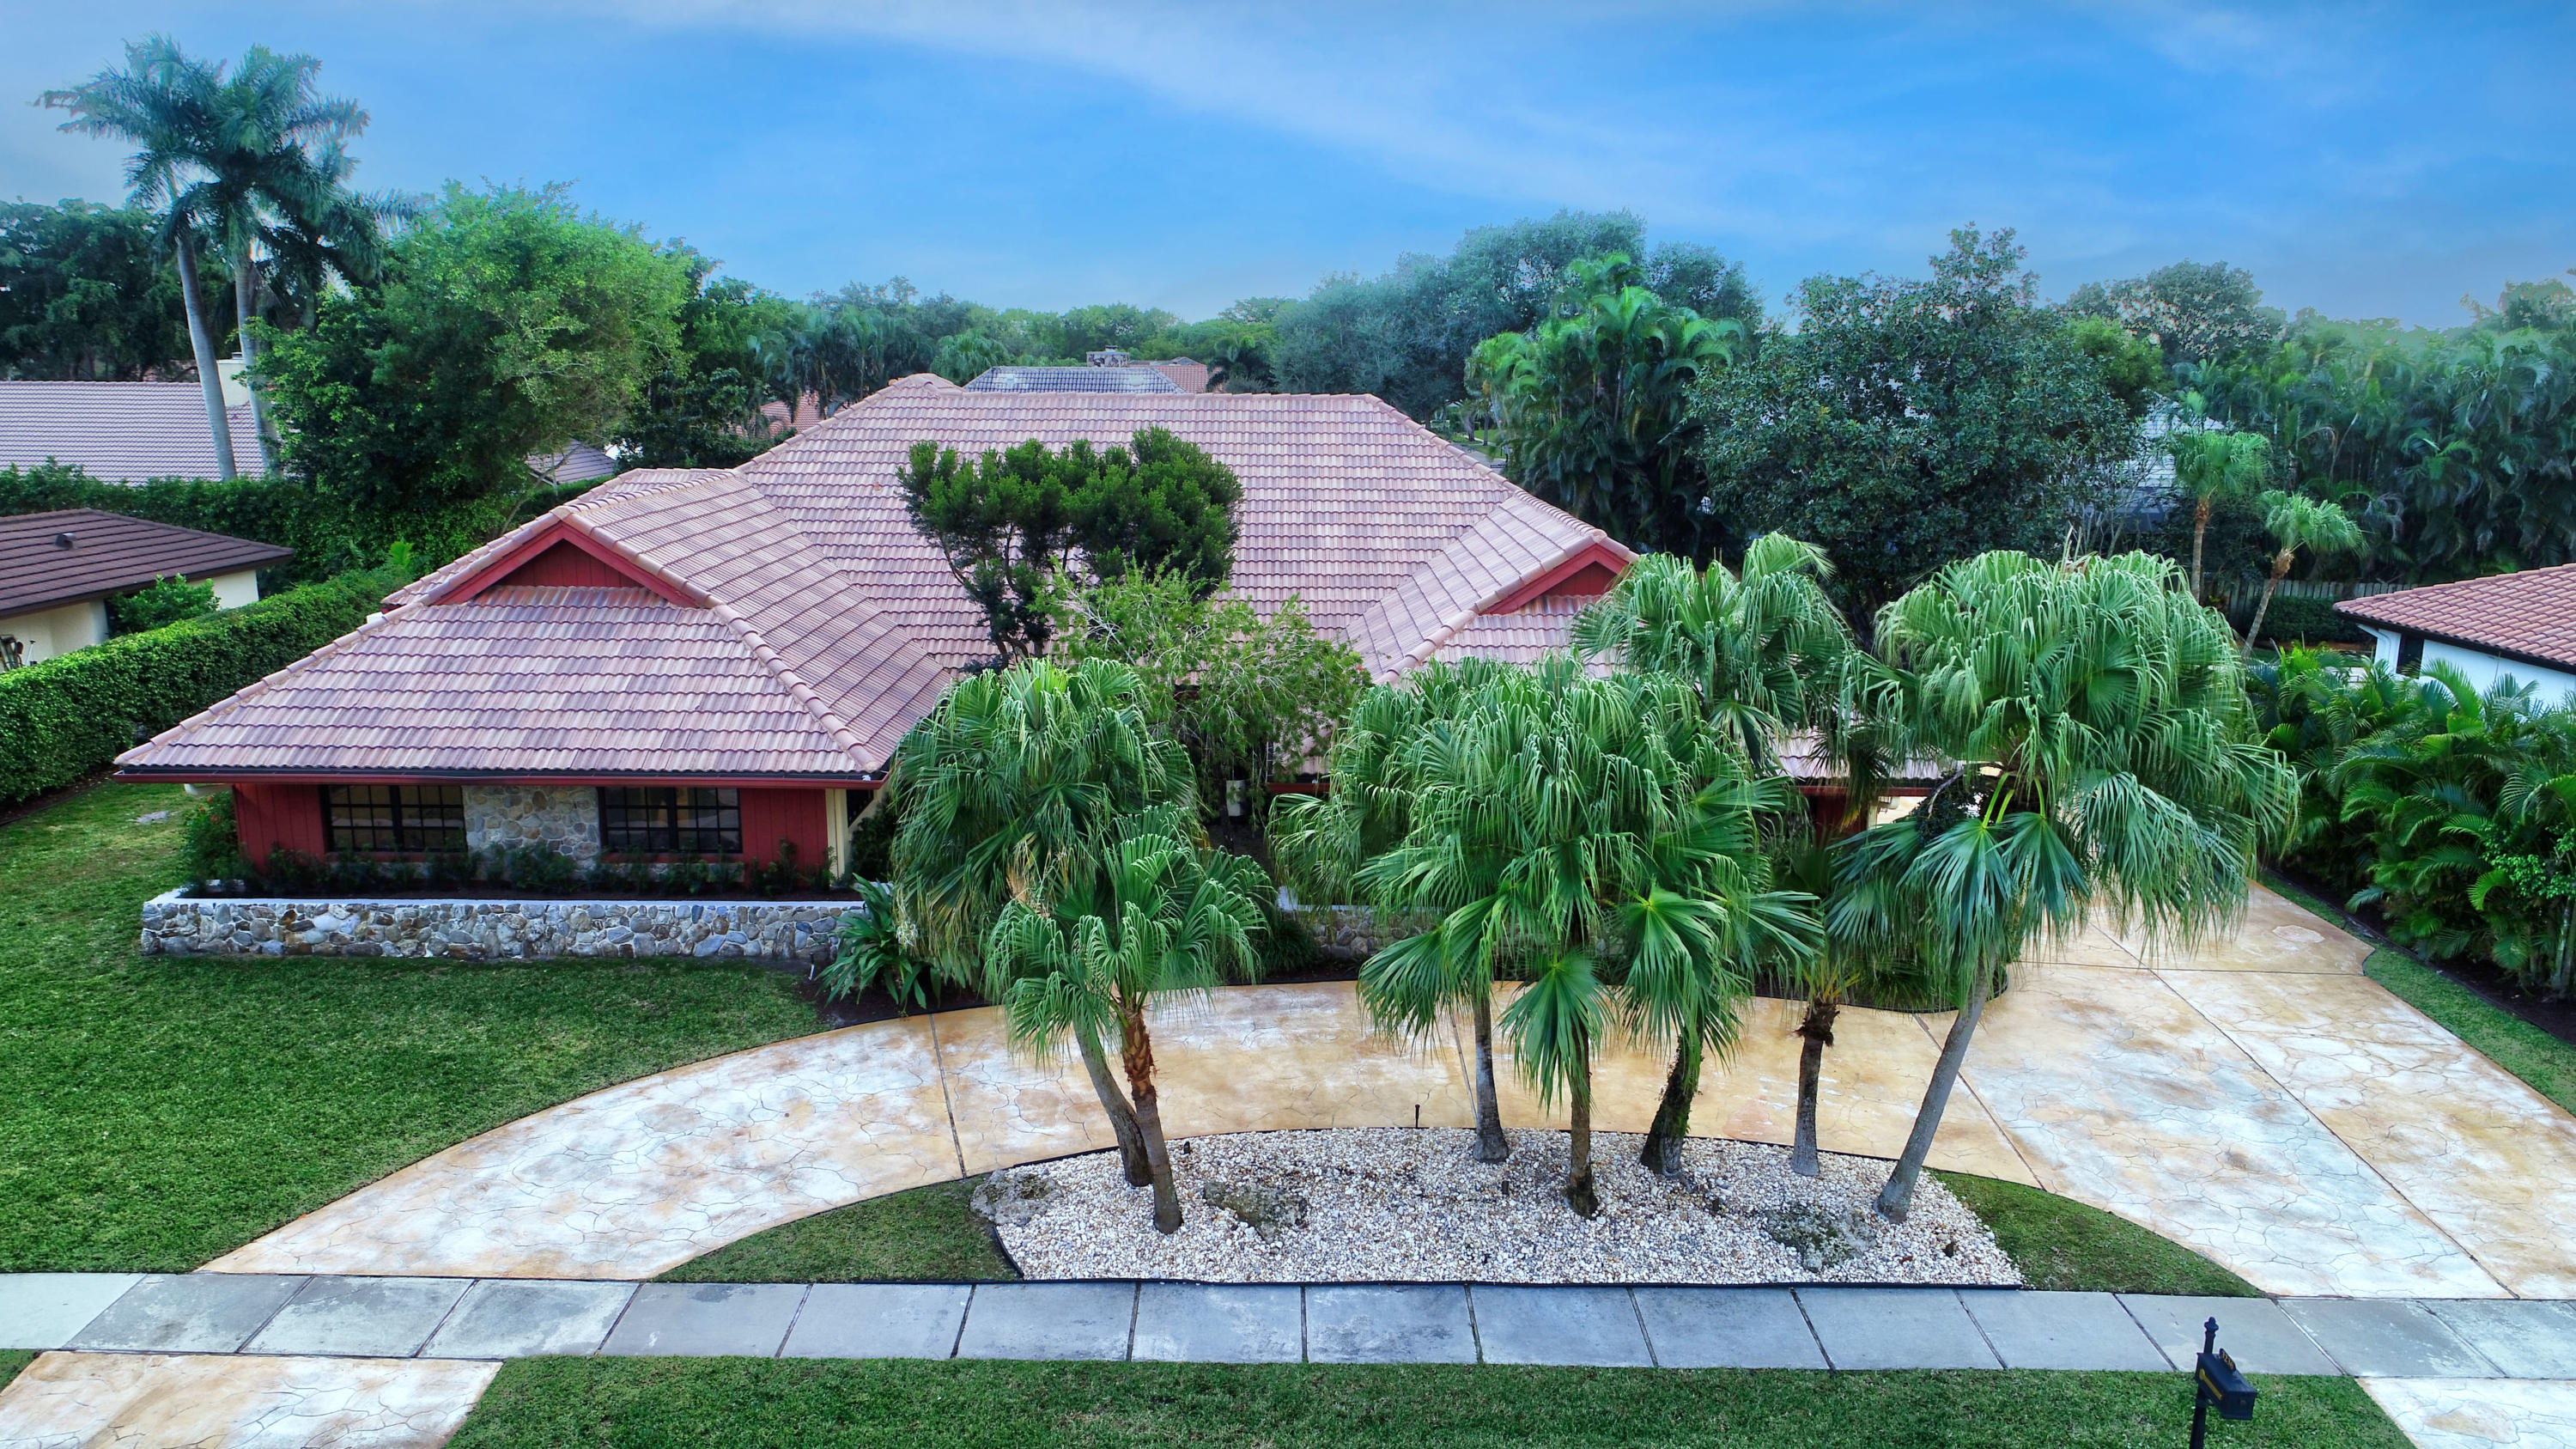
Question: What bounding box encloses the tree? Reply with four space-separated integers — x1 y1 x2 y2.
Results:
2166 427 2272 600
260 183 690 515
616 257 797 469
990 829 1267 1232
884 658 1200 1187
1469 254 1743 555
2064 260 2283 368
929 330 1012 386
899 429 1242 662
2241 490 2366 658
1837 551 2295 1221
1693 228 2144 616
0 199 213 381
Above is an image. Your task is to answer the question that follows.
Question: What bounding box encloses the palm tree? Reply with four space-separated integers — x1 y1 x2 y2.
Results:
2241 490 2366 659
1839 551 2296 1221
1771 839 1917 1178
2166 425 2271 600
989 830 1267 1233
884 658 1200 1188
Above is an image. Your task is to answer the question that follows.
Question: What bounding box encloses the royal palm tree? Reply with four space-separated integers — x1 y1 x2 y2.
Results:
2166 424 2272 600
884 658 1199 1187
989 830 1267 1233
2240 490 2367 659
1839 551 2295 1221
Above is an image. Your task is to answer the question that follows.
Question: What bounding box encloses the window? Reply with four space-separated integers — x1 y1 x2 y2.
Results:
2397 632 2425 674
325 785 465 854
598 787 741 855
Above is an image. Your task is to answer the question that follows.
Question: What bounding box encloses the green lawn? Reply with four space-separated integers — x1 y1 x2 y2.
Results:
659 1177 1017 1284
0 1351 29 1390
453 1360 2407 1449
1935 1172 2257 1296
0 784 819 1271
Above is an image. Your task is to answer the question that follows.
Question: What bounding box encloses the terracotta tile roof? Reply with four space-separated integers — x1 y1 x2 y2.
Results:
2335 566 2576 672
0 508 294 615
1148 360 1211 393
0 381 262 482
120 381 1631 782
964 366 1185 393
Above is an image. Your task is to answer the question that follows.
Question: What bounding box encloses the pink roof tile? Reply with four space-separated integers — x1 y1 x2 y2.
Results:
2336 565 2576 672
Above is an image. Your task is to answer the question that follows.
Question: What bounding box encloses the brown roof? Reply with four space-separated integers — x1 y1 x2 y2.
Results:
1149 360 1212 393
0 381 262 482
0 508 294 617
2335 566 2576 673
118 377 1630 783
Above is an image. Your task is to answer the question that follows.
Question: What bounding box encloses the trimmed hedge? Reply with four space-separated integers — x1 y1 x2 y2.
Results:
0 566 397 804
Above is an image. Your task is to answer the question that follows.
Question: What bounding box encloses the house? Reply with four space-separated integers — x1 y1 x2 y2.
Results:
0 508 294 667
965 365 1185 393
1147 358 1212 393
2335 565 2576 702
115 374 1636 875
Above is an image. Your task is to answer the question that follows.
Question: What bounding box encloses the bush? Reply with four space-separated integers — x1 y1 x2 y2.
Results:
108 575 217 635
2237 591 2369 647
0 565 397 804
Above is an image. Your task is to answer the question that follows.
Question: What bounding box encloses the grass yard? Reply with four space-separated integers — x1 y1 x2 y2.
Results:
0 1351 28 1390
452 1359 2407 1449
1934 1172 2257 1296
0 784 819 1271
659 1177 1017 1284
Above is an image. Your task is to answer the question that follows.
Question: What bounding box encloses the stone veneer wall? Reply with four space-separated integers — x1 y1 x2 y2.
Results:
140 890 848 965
464 785 602 867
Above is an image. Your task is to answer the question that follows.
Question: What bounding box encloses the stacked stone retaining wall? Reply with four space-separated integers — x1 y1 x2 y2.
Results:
139 890 849 965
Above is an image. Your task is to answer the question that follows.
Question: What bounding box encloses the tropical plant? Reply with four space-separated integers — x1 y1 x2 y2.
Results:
989 828 1267 1232
2240 490 2367 659
2166 427 2272 600
0 199 213 381
1838 551 2296 1220
817 878 937 1014
107 573 218 634
884 658 1200 1185
1769 840 1909 1177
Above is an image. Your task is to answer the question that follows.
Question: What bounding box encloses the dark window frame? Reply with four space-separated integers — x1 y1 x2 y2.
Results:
598 787 743 857
323 784 467 855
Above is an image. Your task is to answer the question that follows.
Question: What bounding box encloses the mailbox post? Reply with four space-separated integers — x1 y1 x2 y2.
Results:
2190 1317 2257 1449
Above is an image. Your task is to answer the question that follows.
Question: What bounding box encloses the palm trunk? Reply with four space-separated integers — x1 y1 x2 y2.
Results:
232 245 272 472
1075 1026 1153 1187
2553 902 2574 1002
1639 1026 1699 1177
1876 955 1992 1222
1792 997 1840 1178
1469 981 1510 1162
1564 1054 1599 1218
1120 1006 1184 1234
2243 551 2293 661
173 226 238 482
2190 498 2213 600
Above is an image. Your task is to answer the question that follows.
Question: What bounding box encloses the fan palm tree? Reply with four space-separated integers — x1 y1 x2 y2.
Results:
989 830 1267 1233
1839 551 2296 1221
2166 425 2271 600
1770 839 1917 1177
2240 490 2367 659
884 658 1199 1187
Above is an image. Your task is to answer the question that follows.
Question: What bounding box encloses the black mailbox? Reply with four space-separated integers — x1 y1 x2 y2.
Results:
2196 1349 2256 1421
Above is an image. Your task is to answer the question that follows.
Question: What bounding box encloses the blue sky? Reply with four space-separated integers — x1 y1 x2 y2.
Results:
4 2 2568 326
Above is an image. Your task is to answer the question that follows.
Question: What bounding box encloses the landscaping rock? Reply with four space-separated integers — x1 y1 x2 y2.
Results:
1755 1202 1881 1270
1200 1180 1309 1241
137 888 849 965
971 1170 1057 1228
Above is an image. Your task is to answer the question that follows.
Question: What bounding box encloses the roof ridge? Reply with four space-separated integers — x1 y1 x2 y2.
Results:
702 595 882 773
2342 562 2576 610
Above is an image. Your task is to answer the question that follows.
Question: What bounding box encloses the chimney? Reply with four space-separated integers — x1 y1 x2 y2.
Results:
216 356 251 410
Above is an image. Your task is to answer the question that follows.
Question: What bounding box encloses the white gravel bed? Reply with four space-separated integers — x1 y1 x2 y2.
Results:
979 1127 2020 1287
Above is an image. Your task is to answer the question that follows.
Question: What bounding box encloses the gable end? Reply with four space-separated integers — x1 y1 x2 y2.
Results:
425 519 707 607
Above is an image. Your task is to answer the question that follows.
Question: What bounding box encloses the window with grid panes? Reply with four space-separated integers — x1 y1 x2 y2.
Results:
323 785 466 854
597 787 742 855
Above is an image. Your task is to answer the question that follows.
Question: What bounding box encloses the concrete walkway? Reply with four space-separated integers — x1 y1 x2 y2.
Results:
7 1273 2576 1446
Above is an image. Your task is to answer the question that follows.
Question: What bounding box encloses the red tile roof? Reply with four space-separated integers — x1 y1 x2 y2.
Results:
2335 566 2576 672
0 508 294 616
118 379 1631 783
0 381 262 482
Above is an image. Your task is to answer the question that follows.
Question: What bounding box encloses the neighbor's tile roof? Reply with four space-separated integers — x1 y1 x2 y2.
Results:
1148 360 1211 393
965 366 1185 393
0 508 294 616
0 381 263 482
120 377 1631 782
529 441 621 484
2336 565 2576 671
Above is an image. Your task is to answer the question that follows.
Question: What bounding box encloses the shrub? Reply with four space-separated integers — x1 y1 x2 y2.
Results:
2235 591 2367 647
0 565 396 804
179 788 246 888
109 575 217 635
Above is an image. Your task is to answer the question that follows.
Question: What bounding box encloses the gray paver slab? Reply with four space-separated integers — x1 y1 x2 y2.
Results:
245 1275 471 1358
957 1282 1135 1361
598 1282 806 1357
1471 1286 1651 1367
1796 1288 1997 1370
0 1275 144 1350
783 1284 971 1360
2117 1294 2340 1375
1632 1288 1826 1368
2423 1298 2576 1379
2281 1298 2496 1379
65 1273 306 1354
1132 1284 1303 1363
424 1279 636 1359
1306 1285 1477 1364
1959 1291 2167 1371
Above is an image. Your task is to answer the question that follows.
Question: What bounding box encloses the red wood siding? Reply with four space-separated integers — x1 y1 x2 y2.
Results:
737 788 827 868
1540 559 1622 602
481 539 644 594
232 782 325 868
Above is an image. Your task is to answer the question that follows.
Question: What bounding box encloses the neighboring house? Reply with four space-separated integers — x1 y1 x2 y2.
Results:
117 374 1637 875
1148 358 1212 393
0 508 294 667
965 366 1185 394
0 378 618 487
2336 566 2576 703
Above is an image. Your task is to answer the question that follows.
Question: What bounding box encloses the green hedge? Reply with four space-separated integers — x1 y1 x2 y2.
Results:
0 566 398 804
